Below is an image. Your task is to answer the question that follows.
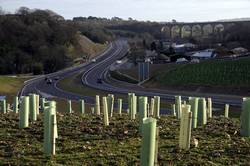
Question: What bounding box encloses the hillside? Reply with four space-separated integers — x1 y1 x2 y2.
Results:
67 33 106 60
144 57 250 96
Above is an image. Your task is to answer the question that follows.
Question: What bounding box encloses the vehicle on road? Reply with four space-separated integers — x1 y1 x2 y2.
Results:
97 78 102 84
54 76 60 81
46 79 53 85
91 58 96 63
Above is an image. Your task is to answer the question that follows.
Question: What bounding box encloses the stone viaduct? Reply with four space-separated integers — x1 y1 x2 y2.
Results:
161 20 250 39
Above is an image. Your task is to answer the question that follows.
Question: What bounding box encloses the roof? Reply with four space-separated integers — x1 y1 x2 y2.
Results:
191 50 216 58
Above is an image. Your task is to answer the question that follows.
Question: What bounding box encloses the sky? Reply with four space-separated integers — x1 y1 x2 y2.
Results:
0 0 250 22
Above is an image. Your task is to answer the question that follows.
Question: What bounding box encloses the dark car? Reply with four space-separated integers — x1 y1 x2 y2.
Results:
97 78 102 84
54 76 60 81
46 79 53 85
44 77 49 81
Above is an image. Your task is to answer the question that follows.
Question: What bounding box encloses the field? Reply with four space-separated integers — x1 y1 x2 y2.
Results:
155 58 250 87
0 110 250 165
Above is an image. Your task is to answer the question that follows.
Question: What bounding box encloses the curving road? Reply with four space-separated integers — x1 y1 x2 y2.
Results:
20 39 243 111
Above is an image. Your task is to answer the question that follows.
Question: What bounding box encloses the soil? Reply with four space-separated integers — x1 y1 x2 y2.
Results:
0 112 249 165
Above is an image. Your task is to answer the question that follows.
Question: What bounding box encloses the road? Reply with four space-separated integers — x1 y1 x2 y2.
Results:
20 39 243 113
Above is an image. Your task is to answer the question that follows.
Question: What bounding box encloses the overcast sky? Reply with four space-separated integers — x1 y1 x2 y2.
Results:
1 0 250 22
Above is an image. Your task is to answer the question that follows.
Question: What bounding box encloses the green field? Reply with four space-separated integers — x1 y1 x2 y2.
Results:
0 112 249 165
155 58 250 87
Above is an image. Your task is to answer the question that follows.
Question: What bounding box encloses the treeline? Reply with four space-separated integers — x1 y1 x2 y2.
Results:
0 7 165 75
0 8 77 74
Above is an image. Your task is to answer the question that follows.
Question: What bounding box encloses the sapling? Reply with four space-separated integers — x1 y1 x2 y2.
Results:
207 98 212 118
150 98 155 116
198 98 207 125
118 99 122 115
95 95 100 115
19 96 29 128
189 97 198 128
68 100 72 113
36 94 40 115
102 97 109 126
179 105 192 150
140 117 157 166
154 96 160 118
80 100 85 114
139 96 148 134
13 96 19 113
172 104 176 116
91 107 95 114
0 99 7 114
43 101 58 156
175 96 182 119
225 104 229 118
241 98 250 136
29 94 37 121
107 94 114 117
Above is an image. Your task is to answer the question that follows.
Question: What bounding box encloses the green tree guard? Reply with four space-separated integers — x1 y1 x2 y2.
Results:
14 96 19 113
154 127 159 166
172 104 176 117
140 118 157 166
95 95 101 115
179 105 192 150
128 93 136 120
175 96 182 119
19 96 29 128
102 97 109 126
189 97 198 128
36 94 40 115
129 93 134 119
40 98 45 111
139 97 148 134
133 94 137 118
7 103 12 112
147 103 150 116
154 96 160 118
118 99 122 115
51 114 56 155
29 94 37 121
207 98 212 118
126 109 129 114
198 98 207 125
241 98 250 136
128 93 132 116
150 98 155 116
107 94 114 117
68 100 72 113
80 100 85 114
43 101 58 156
0 99 7 114
225 104 229 118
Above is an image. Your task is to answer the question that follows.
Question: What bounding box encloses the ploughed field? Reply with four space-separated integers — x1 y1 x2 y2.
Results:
0 112 250 165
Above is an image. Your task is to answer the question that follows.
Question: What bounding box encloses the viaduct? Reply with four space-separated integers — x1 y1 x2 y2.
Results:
161 20 250 39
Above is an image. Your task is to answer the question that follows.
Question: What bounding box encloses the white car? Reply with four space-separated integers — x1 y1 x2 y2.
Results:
91 59 96 63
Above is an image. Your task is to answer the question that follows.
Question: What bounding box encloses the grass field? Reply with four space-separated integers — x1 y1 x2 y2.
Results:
155 58 250 87
0 112 249 165
0 76 28 95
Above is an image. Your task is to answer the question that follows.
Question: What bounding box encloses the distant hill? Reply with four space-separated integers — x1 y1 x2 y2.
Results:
217 18 250 22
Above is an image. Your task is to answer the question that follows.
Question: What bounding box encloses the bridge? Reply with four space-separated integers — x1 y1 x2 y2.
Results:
161 20 250 39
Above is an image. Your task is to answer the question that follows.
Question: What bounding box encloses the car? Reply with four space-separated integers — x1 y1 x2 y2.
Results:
44 77 49 81
54 76 60 80
97 78 102 84
46 79 53 85
91 58 96 63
